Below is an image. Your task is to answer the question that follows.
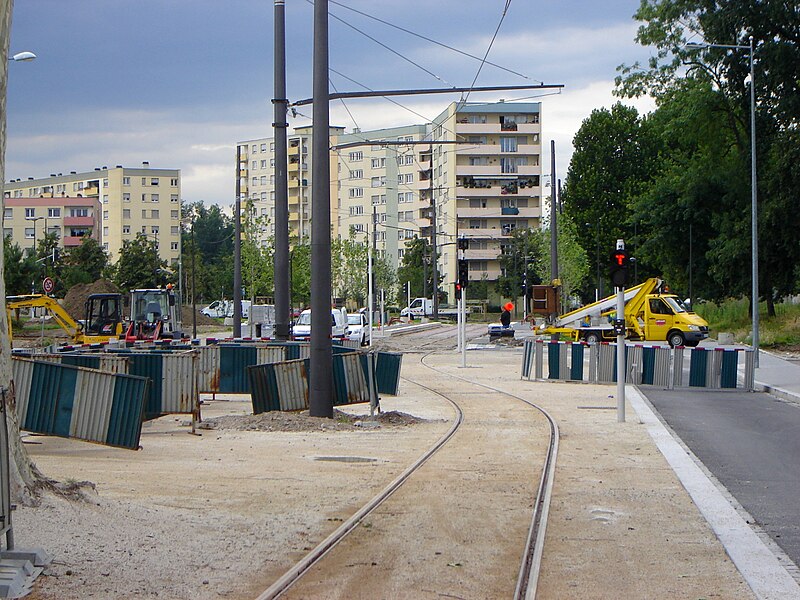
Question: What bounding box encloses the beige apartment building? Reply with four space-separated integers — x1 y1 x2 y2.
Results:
3 163 182 266
236 100 542 301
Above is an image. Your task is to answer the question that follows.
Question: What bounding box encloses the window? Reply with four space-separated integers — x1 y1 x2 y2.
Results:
24 228 34 239
3 208 11 218
103 211 109 220
500 137 518 152
102 178 109 187
252 160 257 169
25 208 34 218
170 178 178 186
405 155 415 165
171 242 179 251
270 142 275 151
123 209 131 219
103 227 109 236
142 194 147 202
70 208 89 217
151 226 159 235
371 158 385 168
171 210 179 218
405 192 414 203
397 174 403 184
151 194 159 202
142 177 147 186
123 177 131 186
170 194 178 203
350 169 363 180
467 114 486 124
171 226 179 235
151 210 159 219
349 188 363 198
123 193 131 202
252 177 258 185
261 160 268 169
405 173 414 183
349 205 364 216
123 225 130 235
142 209 148 219
251 144 257 153
348 151 363 161
150 178 159 186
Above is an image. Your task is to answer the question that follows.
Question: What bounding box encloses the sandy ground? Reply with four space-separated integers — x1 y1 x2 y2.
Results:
15 345 756 599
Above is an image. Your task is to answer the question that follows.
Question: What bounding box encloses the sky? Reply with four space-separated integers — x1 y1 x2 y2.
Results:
5 0 656 206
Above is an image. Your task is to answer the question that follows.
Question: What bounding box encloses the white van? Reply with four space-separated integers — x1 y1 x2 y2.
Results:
292 308 348 341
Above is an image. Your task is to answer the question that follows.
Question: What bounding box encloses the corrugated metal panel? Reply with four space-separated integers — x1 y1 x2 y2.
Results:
534 340 544 380
276 360 308 411
626 345 643 383
689 348 708 387
720 349 739 389
375 352 402 395
0 388 11 539
196 346 221 393
256 346 285 365
219 345 257 393
334 352 370 406
569 343 585 381
11 359 35 420
547 342 561 380
521 339 534 379
13 360 147 450
71 369 115 442
161 352 198 414
125 353 164 419
673 346 685 388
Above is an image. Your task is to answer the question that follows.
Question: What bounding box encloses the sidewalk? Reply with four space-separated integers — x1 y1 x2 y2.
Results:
753 350 800 402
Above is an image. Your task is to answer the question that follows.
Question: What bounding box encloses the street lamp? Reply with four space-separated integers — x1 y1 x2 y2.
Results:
9 51 36 62
686 37 758 365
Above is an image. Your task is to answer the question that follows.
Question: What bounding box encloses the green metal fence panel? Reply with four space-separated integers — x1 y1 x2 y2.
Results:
720 349 739 389
689 348 708 387
375 352 402 395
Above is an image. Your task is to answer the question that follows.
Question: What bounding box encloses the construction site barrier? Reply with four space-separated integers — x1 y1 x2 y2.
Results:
374 352 403 395
521 339 755 391
12 358 148 449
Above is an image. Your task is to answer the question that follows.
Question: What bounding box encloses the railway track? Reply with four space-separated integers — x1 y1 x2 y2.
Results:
256 348 559 599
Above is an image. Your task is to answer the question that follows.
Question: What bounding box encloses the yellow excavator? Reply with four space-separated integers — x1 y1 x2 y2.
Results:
6 293 124 344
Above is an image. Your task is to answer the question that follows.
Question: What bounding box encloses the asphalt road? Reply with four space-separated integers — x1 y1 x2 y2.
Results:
642 388 800 567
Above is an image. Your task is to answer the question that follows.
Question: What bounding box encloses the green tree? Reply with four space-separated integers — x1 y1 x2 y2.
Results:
616 0 800 313
113 234 169 292
289 239 311 310
182 202 235 302
396 237 432 305
496 228 544 301
61 236 110 290
3 236 36 296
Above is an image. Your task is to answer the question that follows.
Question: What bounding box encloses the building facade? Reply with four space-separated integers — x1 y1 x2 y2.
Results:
3 163 182 266
236 100 542 301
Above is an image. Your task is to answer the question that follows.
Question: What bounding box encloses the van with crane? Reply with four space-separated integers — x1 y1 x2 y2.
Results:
537 278 709 347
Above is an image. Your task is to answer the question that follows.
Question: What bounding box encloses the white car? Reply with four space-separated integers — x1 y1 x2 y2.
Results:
347 311 369 346
292 308 348 341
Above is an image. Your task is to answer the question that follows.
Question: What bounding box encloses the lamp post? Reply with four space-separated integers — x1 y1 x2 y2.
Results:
686 37 758 366
9 51 35 63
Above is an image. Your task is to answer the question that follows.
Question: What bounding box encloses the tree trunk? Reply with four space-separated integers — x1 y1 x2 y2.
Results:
0 0 44 506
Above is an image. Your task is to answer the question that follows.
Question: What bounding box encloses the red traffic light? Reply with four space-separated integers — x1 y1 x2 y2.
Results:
613 251 628 266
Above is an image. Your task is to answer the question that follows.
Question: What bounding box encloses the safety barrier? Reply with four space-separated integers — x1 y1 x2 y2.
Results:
521 339 755 391
195 344 287 394
249 350 381 414
374 352 403 395
12 358 149 449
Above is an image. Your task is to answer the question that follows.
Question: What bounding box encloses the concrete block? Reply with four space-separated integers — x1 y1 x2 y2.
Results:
0 548 52 567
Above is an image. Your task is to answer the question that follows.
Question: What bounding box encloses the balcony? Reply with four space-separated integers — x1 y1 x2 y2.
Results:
463 248 499 261
455 122 501 135
63 236 87 247
64 216 94 227
501 206 519 215
462 227 500 239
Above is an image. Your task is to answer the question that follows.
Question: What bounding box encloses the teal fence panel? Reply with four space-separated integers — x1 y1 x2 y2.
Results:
689 348 708 387
375 352 402 395
219 344 258 393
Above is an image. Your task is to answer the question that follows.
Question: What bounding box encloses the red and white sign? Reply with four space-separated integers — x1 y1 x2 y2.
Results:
42 277 54 294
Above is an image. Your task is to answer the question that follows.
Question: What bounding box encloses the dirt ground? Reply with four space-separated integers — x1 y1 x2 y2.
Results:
15 347 757 599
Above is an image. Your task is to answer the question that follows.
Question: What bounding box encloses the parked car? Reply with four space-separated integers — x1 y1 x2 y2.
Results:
347 311 369 346
292 308 348 341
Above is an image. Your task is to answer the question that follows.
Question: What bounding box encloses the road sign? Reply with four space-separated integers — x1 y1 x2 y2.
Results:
42 277 54 294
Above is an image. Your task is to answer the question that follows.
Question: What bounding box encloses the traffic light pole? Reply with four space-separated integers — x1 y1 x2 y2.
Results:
616 285 625 423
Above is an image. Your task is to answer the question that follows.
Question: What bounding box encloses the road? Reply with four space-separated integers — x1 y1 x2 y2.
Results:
642 388 800 568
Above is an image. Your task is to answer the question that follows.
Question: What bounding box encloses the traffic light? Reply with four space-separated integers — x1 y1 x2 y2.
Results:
609 249 631 288
458 259 469 288
454 282 462 300
458 237 469 251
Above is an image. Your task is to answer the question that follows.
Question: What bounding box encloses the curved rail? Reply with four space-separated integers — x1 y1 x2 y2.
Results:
420 352 560 599
255 365 464 600
257 346 559 599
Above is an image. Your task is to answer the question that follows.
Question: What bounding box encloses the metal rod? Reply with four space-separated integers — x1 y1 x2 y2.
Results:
309 0 333 417
616 286 625 422
273 0 290 341
233 147 242 338
749 36 759 368
292 83 564 106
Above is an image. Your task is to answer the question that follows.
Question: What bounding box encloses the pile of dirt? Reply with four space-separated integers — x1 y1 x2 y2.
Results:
62 279 120 321
200 409 425 433
181 304 217 326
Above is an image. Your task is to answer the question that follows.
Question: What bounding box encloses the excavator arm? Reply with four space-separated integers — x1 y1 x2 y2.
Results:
6 295 83 342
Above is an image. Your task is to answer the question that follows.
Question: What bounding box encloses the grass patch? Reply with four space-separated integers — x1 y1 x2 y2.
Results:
695 298 800 347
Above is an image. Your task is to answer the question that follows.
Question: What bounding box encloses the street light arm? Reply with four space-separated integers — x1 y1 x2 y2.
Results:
9 51 36 62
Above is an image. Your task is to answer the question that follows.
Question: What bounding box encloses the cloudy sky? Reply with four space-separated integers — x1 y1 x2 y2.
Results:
6 0 656 205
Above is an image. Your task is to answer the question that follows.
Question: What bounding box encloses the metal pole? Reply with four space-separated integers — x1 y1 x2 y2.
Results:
460 295 466 368
749 36 759 368
368 213 374 347
429 144 438 319
309 0 333 417
233 147 242 338
273 0 290 341
549 140 558 282
191 221 196 339
616 285 625 422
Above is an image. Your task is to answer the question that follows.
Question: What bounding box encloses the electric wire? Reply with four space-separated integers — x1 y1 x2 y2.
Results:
459 0 513 108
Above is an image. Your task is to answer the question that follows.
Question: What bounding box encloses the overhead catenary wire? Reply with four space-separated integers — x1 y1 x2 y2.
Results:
459 0 513 108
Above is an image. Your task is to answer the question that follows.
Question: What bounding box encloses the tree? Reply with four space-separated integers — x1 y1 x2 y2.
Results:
616 0 800 313
183 202 235 302
289 239 311 310
496 228 544 301
61 236 110 290
396 237 432 304
113 234 169 292
3 236 36 296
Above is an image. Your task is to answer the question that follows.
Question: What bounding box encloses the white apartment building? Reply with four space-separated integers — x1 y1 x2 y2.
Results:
236 100 542 301
3 163 182 266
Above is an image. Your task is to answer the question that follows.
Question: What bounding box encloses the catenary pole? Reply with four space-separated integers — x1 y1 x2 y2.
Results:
309 0 333 417
273 0 290 341
233 148 242 338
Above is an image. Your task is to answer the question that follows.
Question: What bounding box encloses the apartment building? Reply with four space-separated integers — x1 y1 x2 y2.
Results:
433 101 542 299
236 100 542 301
237 126 343 242
3 163 182 266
